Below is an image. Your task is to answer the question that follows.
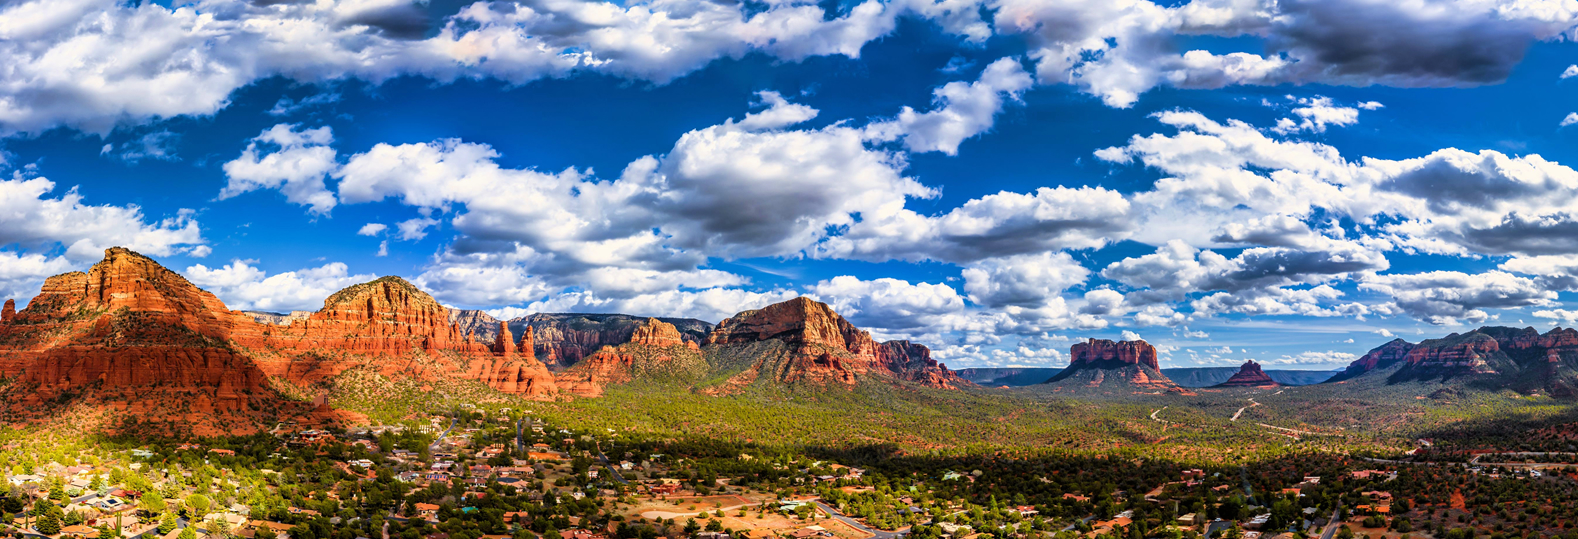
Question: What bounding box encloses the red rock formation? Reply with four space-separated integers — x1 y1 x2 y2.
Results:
629 317 696 349
524 313 711 368
494 321 516 356
1070 339 1161 371
1044 338 1176 389
0 247 561 436
1 299 13 323
705 297 964 389
1331 338 1416 382
555 318 701 397
876 340 970 389
1216 360 1278 388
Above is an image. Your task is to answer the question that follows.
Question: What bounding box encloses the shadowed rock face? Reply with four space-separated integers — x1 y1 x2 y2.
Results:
1069 339 1161 371
0 247 560 435
1216 361 1278 388
555 318 702 397
515 313 712 368
1334 327 1578 395
704 297 968 390
1044 338 1177 390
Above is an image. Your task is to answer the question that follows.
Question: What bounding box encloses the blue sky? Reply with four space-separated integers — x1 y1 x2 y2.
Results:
5 0 1578 370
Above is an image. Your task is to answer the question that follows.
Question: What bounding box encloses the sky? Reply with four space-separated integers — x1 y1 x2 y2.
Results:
5 0 1578 371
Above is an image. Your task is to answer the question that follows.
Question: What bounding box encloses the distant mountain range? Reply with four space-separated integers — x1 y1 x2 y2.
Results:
958 365 1339 387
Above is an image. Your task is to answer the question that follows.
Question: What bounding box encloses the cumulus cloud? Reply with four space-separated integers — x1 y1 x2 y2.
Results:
220 124 339 215
1564 65 1578 79
808 276 967 331
0 172 205 262
1563 113 1578 127
1360 271 1557 325
1534 309 1578 324
185 259 377 312
357 223 388 236
961 252 1088 309
0 251 77 303
864 57 1032 155
1270 96 1360 134
1266 350 1356 366
0 0 942 135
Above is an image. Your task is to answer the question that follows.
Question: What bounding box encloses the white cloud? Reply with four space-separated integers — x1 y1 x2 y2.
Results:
0 0 931 135
1357 101 1384 110
864 57 1032 155
184 259 376 312
1119 330 1142 341
1563 113 1578 127
105 131 180 163
220 124 339 215
1534 309 1578 324
1374 328 1394 338
1270 96 1360 134
1265 350 1356 366
961 252 1088 309
808 276 967 331
0 251 77 303
396 217 439 241
357 223 388 236
0 172 205 262
1563 65 1578 79
1360 271 1557 325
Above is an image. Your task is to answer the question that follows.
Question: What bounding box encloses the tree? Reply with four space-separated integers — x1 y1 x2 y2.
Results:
187 493 212 519
144 494 168 516
160 511 179 534
36 510 61 535
179 525 197 539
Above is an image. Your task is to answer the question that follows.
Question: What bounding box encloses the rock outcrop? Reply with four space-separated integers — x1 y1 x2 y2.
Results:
1043 338 1178 391
1333 327 1578 395
1328 338 1416 383
521 313 712 367
0 248 561 436
1215 360 1278 388
554 318 707 397
702 297 967 390
1069 339 1161 371
1 299 13 323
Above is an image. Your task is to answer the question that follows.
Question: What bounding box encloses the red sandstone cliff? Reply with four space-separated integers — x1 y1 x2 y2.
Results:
0 248 561 435
555 318 705 397
1216 360 1278 388
703 297 966 390
1044 338 1178 390
521 313 712 368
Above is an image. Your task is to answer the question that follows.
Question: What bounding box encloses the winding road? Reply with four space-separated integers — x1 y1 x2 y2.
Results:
1231 398 1259 422
812 500 907 539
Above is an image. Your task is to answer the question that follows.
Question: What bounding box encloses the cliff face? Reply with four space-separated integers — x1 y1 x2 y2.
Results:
554 318 705 397
1069 339 1161 371
1329 338 1416 383
519 313 712 368
1334 327 1578 395
1043 338 1178 390
1216 360 1278 388
702 297 966 390
0 248 560 436
0 248 307 435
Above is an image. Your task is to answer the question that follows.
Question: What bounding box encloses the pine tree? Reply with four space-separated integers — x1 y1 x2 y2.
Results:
160 510 178 534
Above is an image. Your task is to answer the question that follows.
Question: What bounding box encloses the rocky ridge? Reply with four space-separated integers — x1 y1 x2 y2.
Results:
1043 338 1180 391
702 297 970 392
0 248 559 435
1334 326 1578 395
1215 360 1278 388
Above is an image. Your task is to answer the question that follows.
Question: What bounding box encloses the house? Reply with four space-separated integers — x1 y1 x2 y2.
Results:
1015 506 1038 516
206 513 249 533
1061 493 1090 502
61 524 101 538
246 520 294 539
210 449 236 457
414 503 441 519
288 508 321 517
1182 469 1205 480
1176 514 1197 526
503 512 531 523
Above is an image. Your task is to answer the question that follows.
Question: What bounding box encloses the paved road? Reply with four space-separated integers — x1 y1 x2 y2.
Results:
596 449 630 485
429 417 457 453
1316 506 1342 539
812 500 906 539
